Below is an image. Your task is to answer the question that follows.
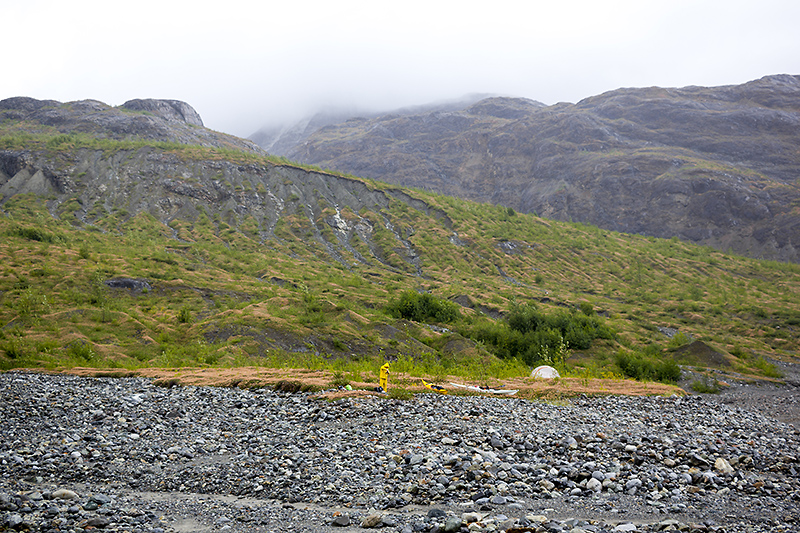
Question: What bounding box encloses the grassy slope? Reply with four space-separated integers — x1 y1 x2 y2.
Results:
0 136 798 389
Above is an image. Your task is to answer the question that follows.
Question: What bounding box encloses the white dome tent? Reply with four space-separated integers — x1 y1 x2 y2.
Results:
531 365 561 379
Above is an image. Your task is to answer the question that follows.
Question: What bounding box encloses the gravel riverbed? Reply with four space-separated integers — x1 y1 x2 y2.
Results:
2 372 799 533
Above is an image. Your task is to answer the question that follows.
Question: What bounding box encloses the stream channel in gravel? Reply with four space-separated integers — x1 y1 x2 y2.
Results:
2 370 799 533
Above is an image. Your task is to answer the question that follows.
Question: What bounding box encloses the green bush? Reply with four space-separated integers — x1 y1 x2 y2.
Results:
12 226 62 243
753 357 783 378
691 378 721 393
614 351 682 383
66 341 95 362
385 290 461 324
2 339 28 359
475 301 615 360
177 306 193 324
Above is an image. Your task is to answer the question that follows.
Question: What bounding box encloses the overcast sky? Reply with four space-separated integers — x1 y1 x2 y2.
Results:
4 0 800 138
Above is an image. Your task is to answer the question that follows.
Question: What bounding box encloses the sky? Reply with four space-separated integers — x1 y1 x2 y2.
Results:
4 0 800 138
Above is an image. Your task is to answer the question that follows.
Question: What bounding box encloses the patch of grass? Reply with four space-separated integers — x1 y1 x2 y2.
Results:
153 377 182 388
691 377 721 394
330 371 350 388
388 388 414 400
753 357 783 378
273 380 319 393
65 340 95 362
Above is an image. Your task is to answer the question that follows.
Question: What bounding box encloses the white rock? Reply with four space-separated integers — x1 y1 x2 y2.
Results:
715 457 735 475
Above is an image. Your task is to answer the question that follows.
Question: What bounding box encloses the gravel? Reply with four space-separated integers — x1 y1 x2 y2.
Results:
2 371 799 532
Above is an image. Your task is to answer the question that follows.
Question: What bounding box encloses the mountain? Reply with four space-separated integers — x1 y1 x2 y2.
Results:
261 75 800 264
249 94 497 158
1 96 797 379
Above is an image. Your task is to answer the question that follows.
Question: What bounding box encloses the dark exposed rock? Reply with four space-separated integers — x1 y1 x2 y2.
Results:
104 278 152 292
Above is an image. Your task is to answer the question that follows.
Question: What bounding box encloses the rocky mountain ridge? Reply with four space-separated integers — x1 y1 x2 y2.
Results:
266 75 800 263
0 97 263 153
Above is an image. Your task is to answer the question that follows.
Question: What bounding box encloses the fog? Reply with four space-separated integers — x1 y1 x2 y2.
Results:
3 0 800 138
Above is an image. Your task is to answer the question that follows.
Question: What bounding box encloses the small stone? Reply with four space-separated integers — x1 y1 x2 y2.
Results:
89 494 113 505
5 513 23 529
332 515 351 527
656 519 683 531
84 516 111 528
539 479 555 491
361 513 383 528
444 516 463 533
586 478 602 492
714 458 734 475
613 524 637 532
51 489 79 500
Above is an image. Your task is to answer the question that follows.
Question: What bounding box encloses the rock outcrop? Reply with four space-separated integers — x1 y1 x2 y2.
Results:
121 98 204 126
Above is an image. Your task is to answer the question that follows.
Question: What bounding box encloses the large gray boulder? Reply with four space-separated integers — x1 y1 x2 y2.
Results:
121 99 204 126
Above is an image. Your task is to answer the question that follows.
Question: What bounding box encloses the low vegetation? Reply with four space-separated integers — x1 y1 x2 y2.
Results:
0 128 798 391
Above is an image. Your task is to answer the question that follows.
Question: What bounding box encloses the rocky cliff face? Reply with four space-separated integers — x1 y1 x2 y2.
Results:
273 76 800 263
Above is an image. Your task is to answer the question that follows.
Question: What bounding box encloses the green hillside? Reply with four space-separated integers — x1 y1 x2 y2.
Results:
1 131 798 386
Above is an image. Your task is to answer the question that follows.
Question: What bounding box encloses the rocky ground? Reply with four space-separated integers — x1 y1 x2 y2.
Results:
2 370 799 533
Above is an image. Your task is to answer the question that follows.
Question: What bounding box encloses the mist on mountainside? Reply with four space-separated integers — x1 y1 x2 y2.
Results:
248 93 500 157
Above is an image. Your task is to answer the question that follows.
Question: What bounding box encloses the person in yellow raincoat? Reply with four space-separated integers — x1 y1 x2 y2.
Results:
379 363 390 392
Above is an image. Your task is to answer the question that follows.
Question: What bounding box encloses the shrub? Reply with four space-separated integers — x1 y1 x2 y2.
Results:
385 290 461 324
470 301 615 365
753 357 783 378
614 351 682 383
667 332 692 350
330 371 350 388
177 306 192 324
691 378 721 394
66 341 95 362
12 226 62 243
16 289 50 319
2 339 27 359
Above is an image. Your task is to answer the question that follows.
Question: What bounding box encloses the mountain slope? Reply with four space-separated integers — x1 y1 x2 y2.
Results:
1 97 798 379
276 75 800 263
